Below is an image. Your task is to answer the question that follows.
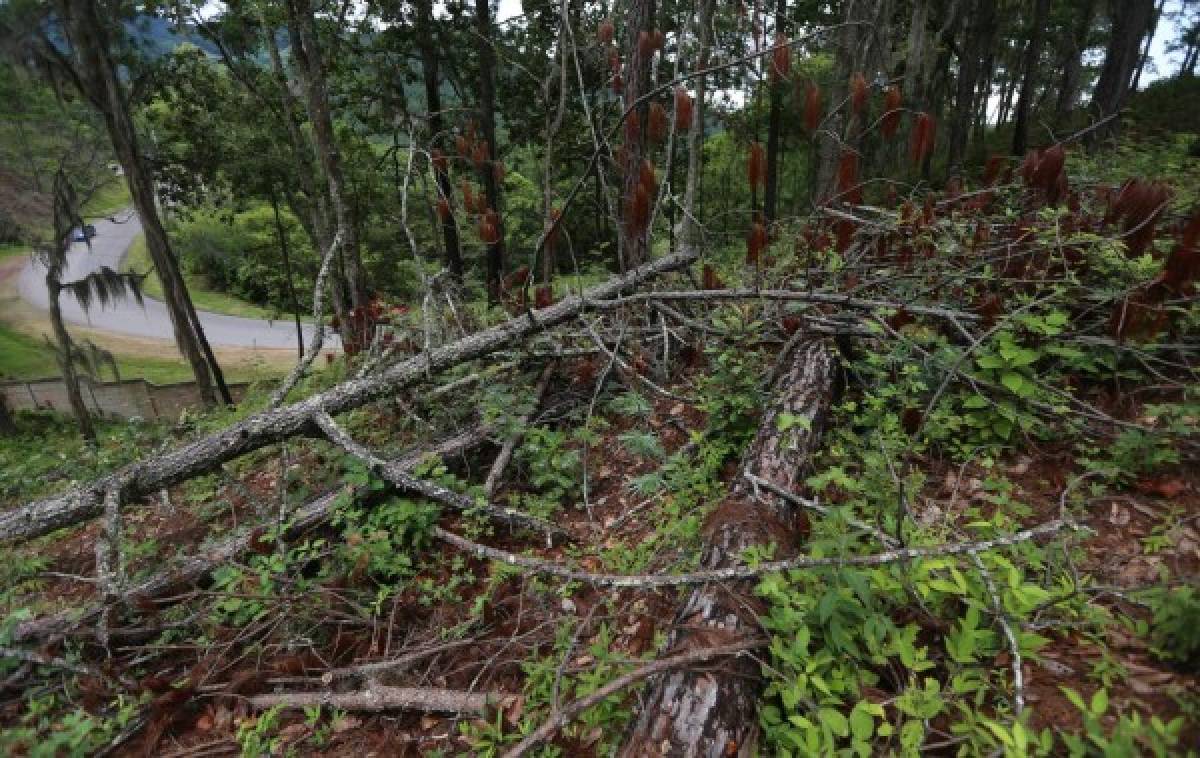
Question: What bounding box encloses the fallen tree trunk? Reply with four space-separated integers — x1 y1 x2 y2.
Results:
618 336 836 757
0 248 697 546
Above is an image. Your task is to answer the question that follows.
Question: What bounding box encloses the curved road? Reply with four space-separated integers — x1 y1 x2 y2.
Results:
17 212 333 351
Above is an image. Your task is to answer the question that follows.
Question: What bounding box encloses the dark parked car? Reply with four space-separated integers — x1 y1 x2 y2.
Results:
72 224 97 242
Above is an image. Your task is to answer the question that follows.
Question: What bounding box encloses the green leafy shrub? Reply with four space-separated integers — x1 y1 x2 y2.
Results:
1148 585 1200 669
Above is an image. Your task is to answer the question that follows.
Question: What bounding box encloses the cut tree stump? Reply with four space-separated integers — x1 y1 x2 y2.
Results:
618 336 836 757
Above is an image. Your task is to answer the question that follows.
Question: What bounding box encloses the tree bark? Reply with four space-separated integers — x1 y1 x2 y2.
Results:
474 0 506 299
1088 0 1156 145
618 337 836 757
416 0 463 281
1011 0 1050 155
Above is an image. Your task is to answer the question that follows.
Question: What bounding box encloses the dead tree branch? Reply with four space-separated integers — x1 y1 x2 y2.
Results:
431 507 1074 586
311 410 571 544
248 685 511 715
484 362 557 498
11 428 489 644
1 248 697 546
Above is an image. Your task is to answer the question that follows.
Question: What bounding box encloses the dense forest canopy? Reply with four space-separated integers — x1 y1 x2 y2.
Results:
0 0 1199 755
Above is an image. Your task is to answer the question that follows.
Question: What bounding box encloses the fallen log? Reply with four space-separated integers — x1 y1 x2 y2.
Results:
0 248 697 546
617 336 837 757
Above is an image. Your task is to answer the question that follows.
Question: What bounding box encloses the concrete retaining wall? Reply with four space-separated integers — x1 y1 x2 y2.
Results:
0 376 249 421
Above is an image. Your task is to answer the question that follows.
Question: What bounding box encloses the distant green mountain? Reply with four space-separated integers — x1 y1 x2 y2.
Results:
124 15 220 58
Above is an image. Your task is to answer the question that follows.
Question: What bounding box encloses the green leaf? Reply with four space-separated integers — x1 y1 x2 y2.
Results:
1000 372 1027 395
849 703 875 742
818 707 848 738
777 412 812 432
1060 687 1087 713
1090 688 1108 716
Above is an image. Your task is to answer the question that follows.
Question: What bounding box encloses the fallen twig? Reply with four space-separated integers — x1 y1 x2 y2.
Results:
434 518 1078 588
483 362 556 498
248 684 511 715
312 411 572 544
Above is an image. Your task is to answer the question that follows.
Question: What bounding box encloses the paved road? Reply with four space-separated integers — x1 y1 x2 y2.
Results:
17 212 332 350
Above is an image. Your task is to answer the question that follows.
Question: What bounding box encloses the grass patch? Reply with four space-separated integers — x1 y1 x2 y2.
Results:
122 235 304 322
81 178 130 219
0 323 194 383
0 323 282 385
0 244 28 261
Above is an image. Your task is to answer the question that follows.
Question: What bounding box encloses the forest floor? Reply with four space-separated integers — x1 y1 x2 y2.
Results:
1 339 1197 756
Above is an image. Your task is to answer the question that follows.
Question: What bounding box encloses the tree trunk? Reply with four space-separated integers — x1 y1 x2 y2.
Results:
1088 0 1156 145
539 1 570 285
763 0 787 222
59 0 224 407
1129 0 1166 92
270 189 305 359
0 395 15 436
416 0 463 282
285 0 368 315
679 0 715 247
946 0 996 173
1011 0 1050 155
619 0 656 270
618 337 836 757
1053 0 1097 128
46 278 95 442
474 0 506 300
816 0 892 198
262 15 352 346
1182 37 1199 78
996 41 1021 127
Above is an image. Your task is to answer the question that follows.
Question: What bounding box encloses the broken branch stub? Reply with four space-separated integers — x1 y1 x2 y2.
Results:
618 336 837 757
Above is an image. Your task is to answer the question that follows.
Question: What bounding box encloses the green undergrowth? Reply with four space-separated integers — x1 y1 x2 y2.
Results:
121 233 290 321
